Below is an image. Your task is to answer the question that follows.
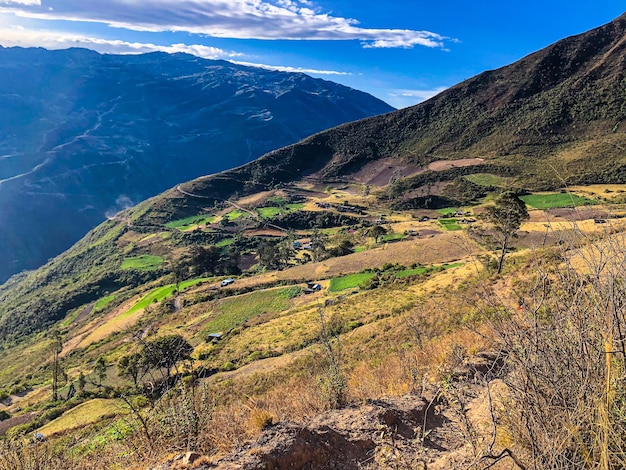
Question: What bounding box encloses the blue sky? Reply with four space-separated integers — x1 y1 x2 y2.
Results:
0 1 623 108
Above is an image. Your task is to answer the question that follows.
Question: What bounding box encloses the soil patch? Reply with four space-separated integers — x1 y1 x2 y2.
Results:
241 229 286 238
428 158 485 171
0 412 38 437
205 394 442 470
347 158 425 186
545 207 609 221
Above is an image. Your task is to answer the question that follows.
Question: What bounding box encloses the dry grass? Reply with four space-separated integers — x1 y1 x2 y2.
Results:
36 399 127 438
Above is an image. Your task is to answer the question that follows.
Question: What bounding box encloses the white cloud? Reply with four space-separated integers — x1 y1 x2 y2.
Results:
232 60 348 75
387 86 448 108
0 27 240 58
0 0 449 49
393 87 448 101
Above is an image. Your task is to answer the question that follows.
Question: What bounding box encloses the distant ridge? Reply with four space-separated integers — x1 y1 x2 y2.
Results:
0 48 393 282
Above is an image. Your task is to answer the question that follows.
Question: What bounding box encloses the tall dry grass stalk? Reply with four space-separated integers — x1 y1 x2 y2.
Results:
472 220 626 469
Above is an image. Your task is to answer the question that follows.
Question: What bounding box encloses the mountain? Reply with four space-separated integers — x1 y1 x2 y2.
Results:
0 12 625 343
2 14 626 469
0 47 394 283
153 11 626 217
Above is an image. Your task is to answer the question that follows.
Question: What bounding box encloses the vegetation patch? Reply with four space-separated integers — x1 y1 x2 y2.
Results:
257 203 304 219
329 272 377 292
395 262 464 278
36 399 126 437
438 218 463 231
204 286 301 334
126 277 210 316
94 294 117 312
120 255 164 271
216 238 235 248
165 215 215 230
435 208 461 217
225 209 250 221
381 232 405 242
520 193 597 209
464 173 511 187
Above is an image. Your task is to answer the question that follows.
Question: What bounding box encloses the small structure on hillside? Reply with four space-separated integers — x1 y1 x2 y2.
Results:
304 282 322 294
207 333 223 344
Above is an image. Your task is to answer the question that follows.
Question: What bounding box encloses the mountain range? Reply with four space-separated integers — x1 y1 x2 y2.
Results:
0 12 625 343
2 13 626 469
0 47 393 282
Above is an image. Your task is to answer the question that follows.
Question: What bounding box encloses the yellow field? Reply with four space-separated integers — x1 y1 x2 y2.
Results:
36 398 128 437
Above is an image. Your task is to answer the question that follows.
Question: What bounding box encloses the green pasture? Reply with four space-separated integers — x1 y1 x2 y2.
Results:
520 193 597 209
94 294 117 311
120 255 164 271
257 203 304 219
204 287 301 333
395 262 464 278
126 277 211 316
381 232 405 242
438 218 463 231
329 272 377 292
165 215 215 230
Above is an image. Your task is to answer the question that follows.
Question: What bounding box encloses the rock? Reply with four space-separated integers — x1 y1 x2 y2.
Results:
182 452 201 466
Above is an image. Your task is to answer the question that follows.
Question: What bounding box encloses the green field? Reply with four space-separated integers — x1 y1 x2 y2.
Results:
225 209 251 221
381 232 405 242
94 294 117 311
257 203 304 219
329 272 377 292
438 218 463 231
464 173 511 187
126 277 211 315
216 238 235 248
36 399 127 437
520 193 597 209
204 287 301 333
436 208 460 217
165 215 215 229
120 255 164 271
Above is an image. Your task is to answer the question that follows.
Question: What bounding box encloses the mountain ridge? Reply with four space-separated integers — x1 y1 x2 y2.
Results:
0 47 393 282
2 12 626 342
142 11 626 225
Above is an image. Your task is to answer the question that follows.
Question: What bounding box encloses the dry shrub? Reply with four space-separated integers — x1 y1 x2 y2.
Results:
476 224 626 468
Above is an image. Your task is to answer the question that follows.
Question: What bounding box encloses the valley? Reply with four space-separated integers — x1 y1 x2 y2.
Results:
2 11 626 470
0 171 624 468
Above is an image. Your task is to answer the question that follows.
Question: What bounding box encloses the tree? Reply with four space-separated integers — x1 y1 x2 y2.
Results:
483 191 529 274
329 239 354 257
172 259 190 293
310 230 328 262
77 371 86 394
95 356 107 389
258 241 292 270
117 353 145 387
190 245 221 275
368 225 388 244
141 335 193 380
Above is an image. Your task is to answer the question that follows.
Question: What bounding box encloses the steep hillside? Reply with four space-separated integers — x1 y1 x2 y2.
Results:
3 12 626 343
3 14 626 469
0 47 393 282
145 10 626 223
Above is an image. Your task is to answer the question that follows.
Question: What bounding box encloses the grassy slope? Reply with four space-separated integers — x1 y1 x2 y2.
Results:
2 14 626 465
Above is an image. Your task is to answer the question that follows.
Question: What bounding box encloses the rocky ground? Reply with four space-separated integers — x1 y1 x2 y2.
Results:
151 352 517 470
